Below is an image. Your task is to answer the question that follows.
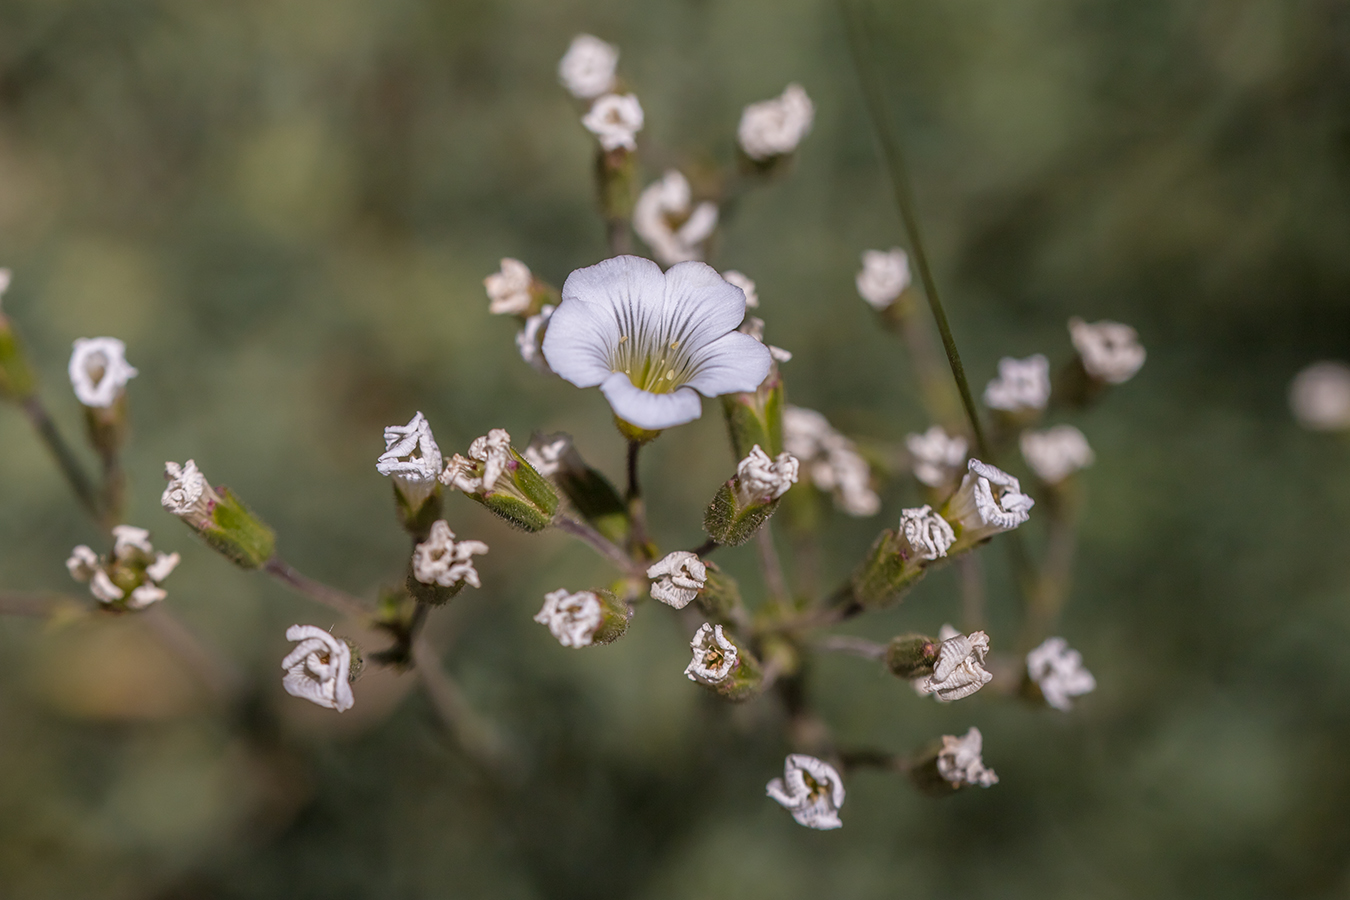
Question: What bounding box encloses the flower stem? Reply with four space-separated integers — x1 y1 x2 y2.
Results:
141 604 245 703
262 557 371 619
755 525 789 603
19 396 103 525
553 514 645 577
838 747 912 774
411 635 512 775
624 439 651 555
815 634 887 660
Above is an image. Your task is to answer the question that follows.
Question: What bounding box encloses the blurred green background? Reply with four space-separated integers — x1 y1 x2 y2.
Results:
2 0 1350 897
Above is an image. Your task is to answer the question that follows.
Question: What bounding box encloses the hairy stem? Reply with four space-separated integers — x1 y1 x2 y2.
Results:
263 557 371 619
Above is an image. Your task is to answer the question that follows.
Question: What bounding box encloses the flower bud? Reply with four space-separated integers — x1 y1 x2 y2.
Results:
407 520 488 606
695 562 742 622
846 529 928 611
702 446 798 547
161 460 276 569
884 634 939 680
441 429 559 532
720 363 784 461
684 623 763 701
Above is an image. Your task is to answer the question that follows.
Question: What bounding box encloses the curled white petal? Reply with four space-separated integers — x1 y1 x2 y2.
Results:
984 355 1051 412
534 589 603 648
1020 425 1094 484
376 412 443 487
919 630 993 701
523 432 573 478
127 583 166 610
516 305 555 373
469 428 513 492
68 337 137 408
899 505 955 561
145 552 180 584
485 258 534 316
855 248 910 310
646 551 707 609
558 34 618 100
66 545 100 582
111 525 154 562
1290 361 1350 432
1026 636 1096 711
633 171 719 265
582 93 644 151
738 84 815 161
684 623 738 685
721 270 758 309
945 458 1034 541
735 445 799 505
765 754 845 830
89 568 125 604
906 425 968 488
282 625 355 712
161 460 218 523
412 520 488 589
1069 317 1145 385
937 727 998 787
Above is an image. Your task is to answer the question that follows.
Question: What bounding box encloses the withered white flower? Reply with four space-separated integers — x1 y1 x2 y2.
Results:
68 526 179 609
855 248 911 310
738 316 792 363
412 520 489 589
918 630 992 701
906 425 968 488
558 34 618 100
128 584 166 609
66 545 100 582
111 524 154 561
442 428 513 494
376 412 443 506
534 588 604 648
1020 424 1094 484
782 406 881 517
1026 636 1096 712
516 304 555 373
282 625 355 712
485 258 534 316
684 623 738 685
899 505 955 561
1069 317 1146 385
89 569 124 604
161 459 220 527
1290 361 1350 432
721 270 758 308
736 445 799 505
523 432 573 478
984 354 1051 412
582 93 644 152
766 754 845 830
646 550 707 609
68 337 138 408
541 256 770 430
632 170 719 266
738 83 815 161
0 268 10 306
944 458 1034 542
937 726 999 787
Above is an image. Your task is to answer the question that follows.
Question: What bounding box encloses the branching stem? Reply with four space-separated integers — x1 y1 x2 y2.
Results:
263 557 371 619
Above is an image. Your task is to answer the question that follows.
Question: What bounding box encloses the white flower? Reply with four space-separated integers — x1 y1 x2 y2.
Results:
1020 424 1094 484
782 406 881 517
161 460 219 526
441 428 514 494
516 305 555 373
738 316 792 363
485 258 534 316
736 445 799 505
646 551 707 609
944 458 1034 542
1290 361 1350 432
632 171 719 266
984 354 1051 412
541 256 770 430
534 589 603 648
111 524 154 561
1026 636 1096 711
918 630 992 701
281 625 355 712
1069 317 1145 385
66 545 99 581
906 425 968 488
582 93 644 152
937 727 998 787
524 432 573 478
128 584 166 609
766 754 845 830
89 569 125 604
738 83 815 161
68 337 138 408
899 505 955 561
558 34 618 100
855 248 911 310
721 270 758 308
69 526 178 609
684 623 738 685
376 412 443 507
412 520 488 589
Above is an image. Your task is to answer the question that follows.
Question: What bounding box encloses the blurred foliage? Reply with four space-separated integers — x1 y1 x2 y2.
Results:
2 0 1350 897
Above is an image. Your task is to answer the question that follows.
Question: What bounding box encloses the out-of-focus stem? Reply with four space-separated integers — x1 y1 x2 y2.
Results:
19 396 102 524
553 515 645 577
957 554 986 632
142 604 244 703
816 634 887 660
624 439 651 555
839 747 912 774
0 591 59 617
1020 487 1081 649
411 636 511 775
755 525 789 603
263 557 370 619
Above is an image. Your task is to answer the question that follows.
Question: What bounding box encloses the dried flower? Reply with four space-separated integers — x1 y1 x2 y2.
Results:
632 171 719 266
782 406 880 517
65 545 99 581
516 304 555 373
899 505 955 561
582 93 644 152
1069 317 1146 385
534 589 604 648
161 460 276 568
721 270 758 308
984 354 1051 412
1020 424 1094 484
1290 361 1350 432
766 754 845 830
684 623 738 685
111 525 154 561
441 428 513 494
943 458 1034 543
735 445 799 506
485 258 535 316
412 520 488 589
541 256 769 431
937 727 999 787
918 630 993 701
523 432 573 479
376 412 443 507
906 425 968 488
738 83 815 161
558 34 618 100
855 248 911 310
282 625 355 712
67 526 179 610
1026 636 1096 711
647 551 707 609
161 459 219 526
68 337 138 408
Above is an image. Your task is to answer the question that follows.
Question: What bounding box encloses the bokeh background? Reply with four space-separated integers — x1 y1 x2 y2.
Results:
2 0 1349 897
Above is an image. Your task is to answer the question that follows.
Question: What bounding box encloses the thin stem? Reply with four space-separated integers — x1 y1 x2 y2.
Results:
553 515 645 577
411 635 510 775
755 525 789 603
1019 487 1081 650
624 439 650 553
957 553 986 632
816 634 887 660
625 439 642 502
606 219 632 256
263 557 371 619
19 396 102 523
839 747 912 774
141 604 244 703
688 538 720 557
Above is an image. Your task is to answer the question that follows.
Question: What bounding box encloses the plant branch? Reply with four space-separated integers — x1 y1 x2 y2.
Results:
816 634 887 660
141 604 245 703
411 635 512 775
553 514 645 577
263 557 371 619
19 396 103 524
755 525 789 603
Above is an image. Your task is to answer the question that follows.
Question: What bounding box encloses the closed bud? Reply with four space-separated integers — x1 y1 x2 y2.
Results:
885 633 939 679
161 460 276 569
702 480 777 547
695 562 742 621
0 301 36 401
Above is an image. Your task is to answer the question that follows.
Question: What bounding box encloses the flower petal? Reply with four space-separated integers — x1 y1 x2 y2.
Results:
544 256 668 387
660 261 748 355
682 332 771 396
600 372 702 429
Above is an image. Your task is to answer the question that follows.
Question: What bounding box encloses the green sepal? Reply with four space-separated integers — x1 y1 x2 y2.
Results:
885 633 939 679
508 449 559 519
0 319 36 401
394 483 443 542
199 486 276 569
848 529 926 611
702 481 779 547
712 643 764 702
405 569 463 606
591 590 632 646
721 367 783 460
695 563 742 622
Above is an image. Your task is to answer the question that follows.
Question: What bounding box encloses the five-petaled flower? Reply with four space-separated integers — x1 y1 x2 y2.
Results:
899 505 955 561
558 34 618 100
1069 317 1146 385
1020 425 1094 484
918 629 993 701
766 754 845 830
376 412 443 507
937 726 999 787
738 83 815 161
534 589 605 648
684 623 738 685
1026 636 1096 711
735 445 799 506
647 550 707 609
68 337 138 408
906 425 968 489
282 625 355 712
66 524 180 610
412 520 489 589
943 458 1034 543
855 248 911 310
632 171 719 266
582 93 644 152
984 354 1051 413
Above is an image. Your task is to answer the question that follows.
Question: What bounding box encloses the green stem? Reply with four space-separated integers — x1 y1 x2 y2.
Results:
19 396 103 524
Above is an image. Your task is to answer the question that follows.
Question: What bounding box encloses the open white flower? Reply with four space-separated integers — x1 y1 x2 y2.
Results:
937 727 998 787
282 625 354 712
684 623 738 685
534 589 604 648
906 425 968 488
735 445 799 505
582 93 643 151
1069 317 1145 385
738 316 792 363
782 406 880 517
899 505 955 561
647 551 707 609
1020 425 1094 484
984 354 1051 412
721 270 758 308
541 256 770 431
441 428 513 494
524 432 573 478
413 520 488 589
738 83 815 161
376 412 443 507
1290 361 1350 432
558 34 618 100
918 630 992 701
485 258 534 316
856 248 911 310
68 337 138 408
766 754 845 830
516 304 555 373
632 171 719 266
1026 636 1096 711
944 458 1034 543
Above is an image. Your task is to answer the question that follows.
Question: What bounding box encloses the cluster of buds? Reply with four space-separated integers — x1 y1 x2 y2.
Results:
66 525 179 610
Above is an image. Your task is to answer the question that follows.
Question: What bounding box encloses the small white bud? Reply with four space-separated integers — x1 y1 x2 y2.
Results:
765 754 845 830
534 589 604 648
684 623 739 685
899 504 955 561
1020 425 1094 484
1290 361 1350 432
1069 317 1145 385
646 551 707 609
905 425 968 488
937 726 999 787
1026 636 1096 711
412 520 488 589
735 445 799 506
855 248 910 310
485 258 534 316
68 337 137 408
558 34 618 100
581 93 644 152
282 625 355 712
984 354 1051 413
737 83 815 161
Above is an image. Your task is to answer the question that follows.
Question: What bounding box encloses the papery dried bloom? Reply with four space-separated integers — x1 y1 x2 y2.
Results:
376 412 443 506
984 354 1051 412
144 552 180 583
738 316 792 363
906 425 968 488
684 623 738 685
632 171 719 266
542 256 770 430
558 34 618 100
66 545 99 582
766 754 845 830
69 526 178 610
722 270 758 308
516 305 555 373
919 630 992 701
441 428 514 494
647 551 707 609
485 258 534 316
534 589 604 648
161 460 220 526
899 505 955 561
1069 317 1145 385
282 625 355 712
90 569 124 604
937 727 998 787
736 445 799 505
412 520 489 589
68 337 138 408
738 83 815 161
1020 424 1094 484
582 93 644 152
111 524 154 562
782 406 882 517
1026 636 1096 711
524 432 573 478
856 248 911 310
1290 361 1350 432
944 458 1034 543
